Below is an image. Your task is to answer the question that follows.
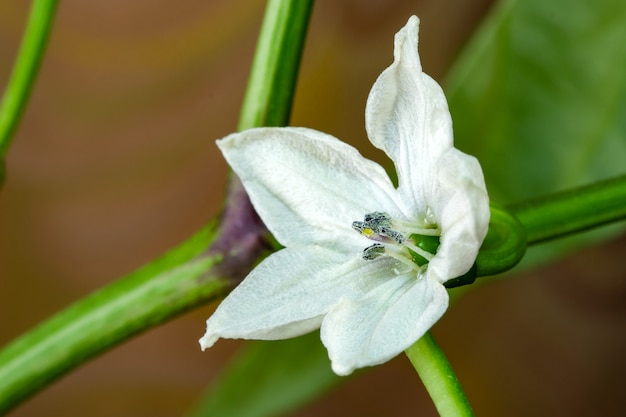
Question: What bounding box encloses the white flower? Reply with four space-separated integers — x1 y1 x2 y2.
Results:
199 15 489 376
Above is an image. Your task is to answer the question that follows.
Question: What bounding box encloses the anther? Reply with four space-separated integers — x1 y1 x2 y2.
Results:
378 226 405 244
362 243 385 260
351 221 365 233
363 212 392 229
353 211 439 269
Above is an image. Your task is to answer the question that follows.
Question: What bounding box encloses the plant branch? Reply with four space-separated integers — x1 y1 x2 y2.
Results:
0 0 314 413
0 0 58 160
405 331 474 417
237 0 313 130
509 174 626 245
0 225 230 414
472 174 626 279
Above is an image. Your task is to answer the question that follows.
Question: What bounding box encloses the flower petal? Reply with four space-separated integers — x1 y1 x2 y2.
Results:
428 149 490 282
200 245 400 349
365 15 454 210
217 127 403 249
320 274 449 376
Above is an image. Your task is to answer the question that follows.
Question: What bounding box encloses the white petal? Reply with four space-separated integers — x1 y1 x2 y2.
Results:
217 127 403 249
365 15 454 210
200 246 399 349
320 274 449 376
428 149 490 282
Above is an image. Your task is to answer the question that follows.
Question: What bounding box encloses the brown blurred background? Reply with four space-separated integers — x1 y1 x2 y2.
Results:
1 1 625 416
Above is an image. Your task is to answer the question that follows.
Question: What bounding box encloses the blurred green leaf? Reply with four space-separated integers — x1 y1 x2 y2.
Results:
447 0 626 267
188 333 340 417
447 0 626 204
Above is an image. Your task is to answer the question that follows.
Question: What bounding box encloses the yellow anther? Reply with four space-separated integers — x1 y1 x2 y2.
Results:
361 228 375 237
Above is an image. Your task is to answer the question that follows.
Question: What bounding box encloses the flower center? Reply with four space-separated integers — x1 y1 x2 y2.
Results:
352 211 441 271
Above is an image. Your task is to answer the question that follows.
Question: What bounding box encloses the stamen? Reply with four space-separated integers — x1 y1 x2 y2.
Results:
403 240 435 261
362 243 385 260
384 245 421 270
364 212 392 229
352 221 375 237
393 218 440 236
378 226 405 244
353 211 439 270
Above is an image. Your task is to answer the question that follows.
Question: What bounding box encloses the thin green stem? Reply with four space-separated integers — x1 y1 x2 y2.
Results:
0 0 58 158
405 331 474 417
237 0 313 129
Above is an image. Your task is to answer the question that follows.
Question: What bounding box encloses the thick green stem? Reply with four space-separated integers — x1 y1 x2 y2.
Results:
0 0 58 159
474 175 626 278
0 225 230 414
405 332 474 417
509 174 626 245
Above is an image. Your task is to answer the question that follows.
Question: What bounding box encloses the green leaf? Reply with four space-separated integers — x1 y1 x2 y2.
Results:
446 0 626 268
187 333 340 417
447 0 626 204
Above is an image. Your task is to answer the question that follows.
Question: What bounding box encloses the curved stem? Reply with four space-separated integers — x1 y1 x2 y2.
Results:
475 203 527 277
405 331 474 417
0 0 58 158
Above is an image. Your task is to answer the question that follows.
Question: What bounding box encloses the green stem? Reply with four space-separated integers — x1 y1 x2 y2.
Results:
509 174 626 245
474 174 626 278
405 332 474 417
475 203 527 277
0 0 58 159
0 0 314 413
0 225 230 414
238 0 313 129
